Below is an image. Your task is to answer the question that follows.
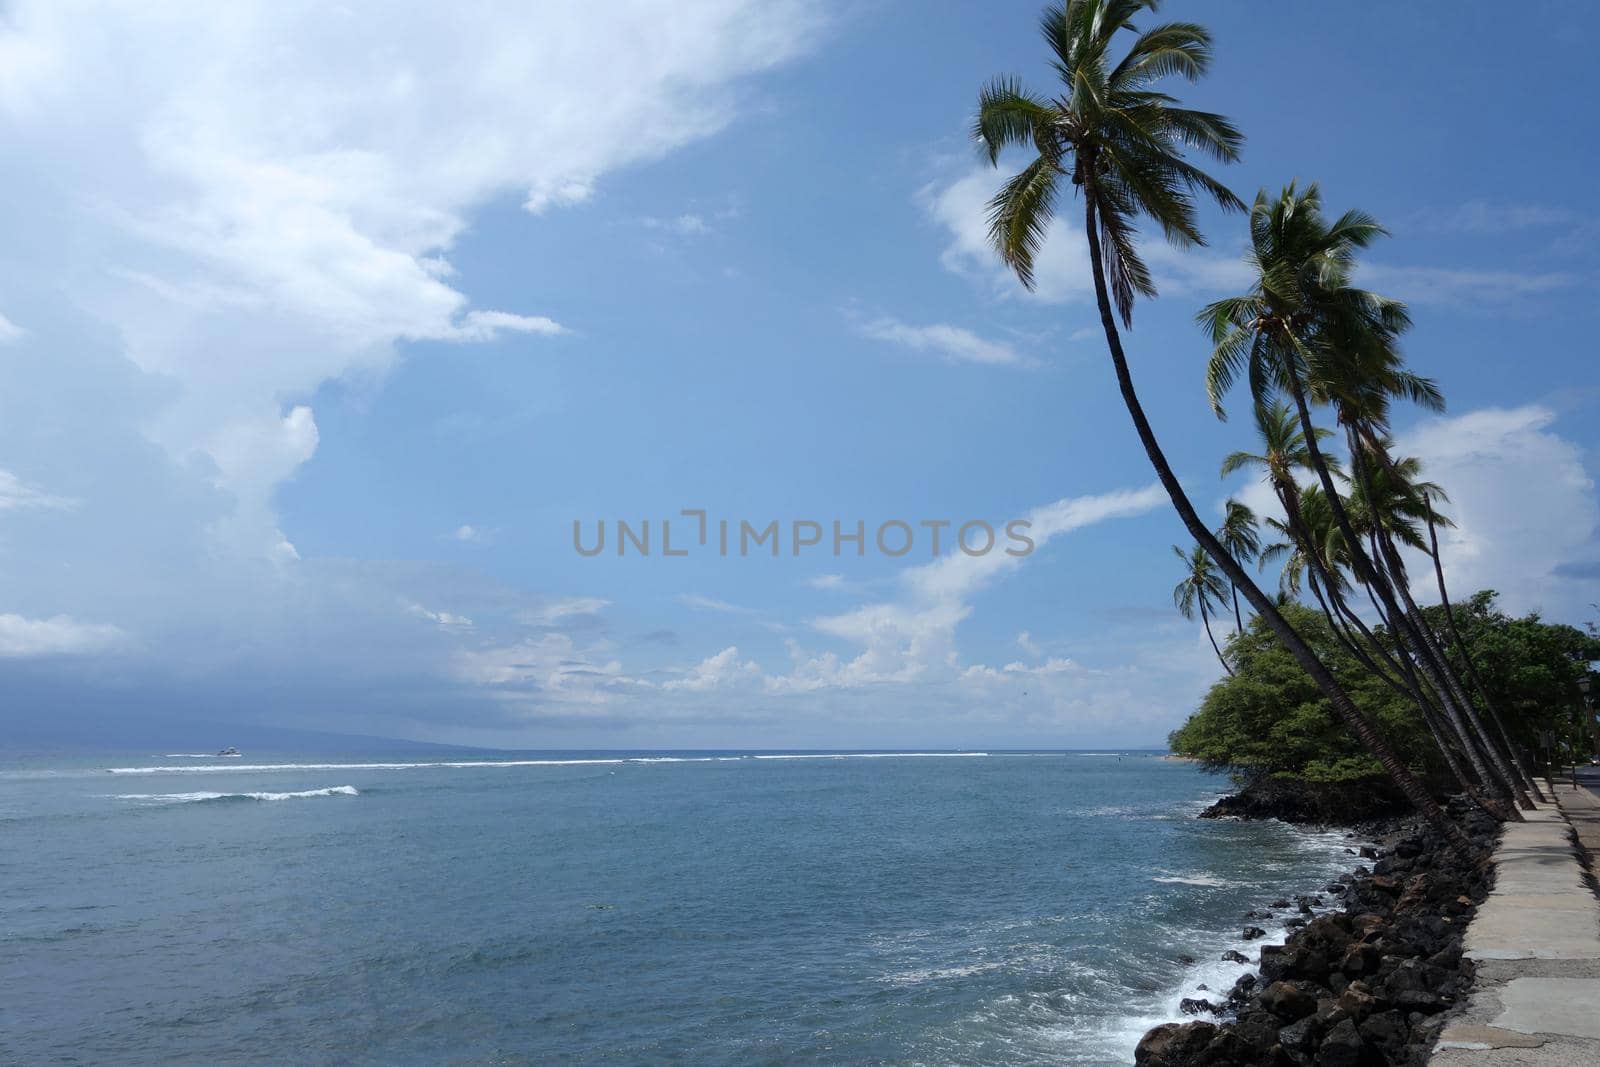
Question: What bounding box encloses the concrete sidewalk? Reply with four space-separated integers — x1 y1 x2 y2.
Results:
1432 777 1600 1064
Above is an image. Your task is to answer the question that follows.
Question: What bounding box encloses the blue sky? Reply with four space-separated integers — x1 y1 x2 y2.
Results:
0 0 1596 749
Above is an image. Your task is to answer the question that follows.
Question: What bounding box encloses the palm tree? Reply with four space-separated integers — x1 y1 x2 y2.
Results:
1215 499 1260 633
1201 182 1528 815
1173 543 1232 673
975 1 1470 847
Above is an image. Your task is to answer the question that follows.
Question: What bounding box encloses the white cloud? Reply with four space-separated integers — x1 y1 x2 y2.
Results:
0 470 74 511
1360 264 1578 306
410 603 474 629
858 316 1029 367
679 593 753 615
454 524 483 543
0 312 23 343
663 645 762 691
642 213 710 236
1396 405 1599 615
455 310 568 341
807 573 845 590
1407 201 1575 235
524 178 596 215
0 0 822 559
773 485 1167 692
0 614 126 658
452 632 629 706
520 597 611 625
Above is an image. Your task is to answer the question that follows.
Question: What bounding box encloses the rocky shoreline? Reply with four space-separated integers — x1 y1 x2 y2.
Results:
1198 775 1414 826
1136 797 1498 1066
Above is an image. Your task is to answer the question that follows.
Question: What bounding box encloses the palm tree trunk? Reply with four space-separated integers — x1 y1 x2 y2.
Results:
1200 597 1232 675
1231 584 1243 635
1283 369 1525 817
1080 193 1473 854
1345 438 1533 813
1424 499 1547 803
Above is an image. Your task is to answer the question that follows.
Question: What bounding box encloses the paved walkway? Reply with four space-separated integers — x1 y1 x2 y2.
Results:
1432 774 1600 1064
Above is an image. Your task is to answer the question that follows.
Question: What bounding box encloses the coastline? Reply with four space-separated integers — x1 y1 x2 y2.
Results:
1137 797 1496 1066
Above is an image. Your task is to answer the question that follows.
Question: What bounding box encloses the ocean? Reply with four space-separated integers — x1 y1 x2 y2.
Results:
1 750 1365 1065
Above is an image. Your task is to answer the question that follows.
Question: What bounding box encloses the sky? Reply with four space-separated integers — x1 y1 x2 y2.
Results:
0 0 1596 750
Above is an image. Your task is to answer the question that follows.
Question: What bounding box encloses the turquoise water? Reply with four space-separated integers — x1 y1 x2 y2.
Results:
1 751 1363 1064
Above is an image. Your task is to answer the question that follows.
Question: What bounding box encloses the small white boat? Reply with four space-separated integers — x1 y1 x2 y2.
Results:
216 746 241 757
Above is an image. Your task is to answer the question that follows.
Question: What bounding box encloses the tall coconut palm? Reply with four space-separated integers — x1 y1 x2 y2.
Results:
976 0 1470 846
1173 543 1232 673
1216 499 1260 633
1200 182 1528 814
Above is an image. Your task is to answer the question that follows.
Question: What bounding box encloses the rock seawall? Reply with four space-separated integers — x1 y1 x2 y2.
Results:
1137 798 1497 1067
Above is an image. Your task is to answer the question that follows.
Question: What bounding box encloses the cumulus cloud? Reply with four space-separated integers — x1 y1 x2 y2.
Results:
0 0 825 739
662 645 762 691
1222 403 1600 618
0 0 821 558
1396 405 1599 616
773 485 1167 692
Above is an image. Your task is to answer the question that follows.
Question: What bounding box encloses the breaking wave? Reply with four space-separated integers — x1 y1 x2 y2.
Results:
115 786 360 804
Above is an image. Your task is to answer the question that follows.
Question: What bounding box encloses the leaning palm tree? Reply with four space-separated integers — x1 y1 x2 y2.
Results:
975 0 1468 845
1173 543 1232 673
1215 499 1260 633
1201 182 1528 814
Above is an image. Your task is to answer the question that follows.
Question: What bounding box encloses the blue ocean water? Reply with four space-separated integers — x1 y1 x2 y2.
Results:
1 751 1366 1065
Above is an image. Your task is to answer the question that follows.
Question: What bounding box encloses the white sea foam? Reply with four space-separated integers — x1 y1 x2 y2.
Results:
106 753 992 774
877 960 1006 985
1150 873 1240 889
115 786 359 803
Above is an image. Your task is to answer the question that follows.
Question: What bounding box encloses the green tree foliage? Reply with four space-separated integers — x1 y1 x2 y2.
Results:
1169 592 1596 783
1420 591 1600 756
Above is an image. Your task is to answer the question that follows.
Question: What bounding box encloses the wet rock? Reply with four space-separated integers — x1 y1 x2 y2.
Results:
1335 984 1379 1023
1178 997 1217 1016
1243 926 1267 940
1338 942 1380 976
1221 949 1250 964
1368 874 1401 894
1358 1009 1409 1059
1134 1021 1216 1067
1260 981 1317 1020
1277 1013 1320 1053
1315 1018 1365 1067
